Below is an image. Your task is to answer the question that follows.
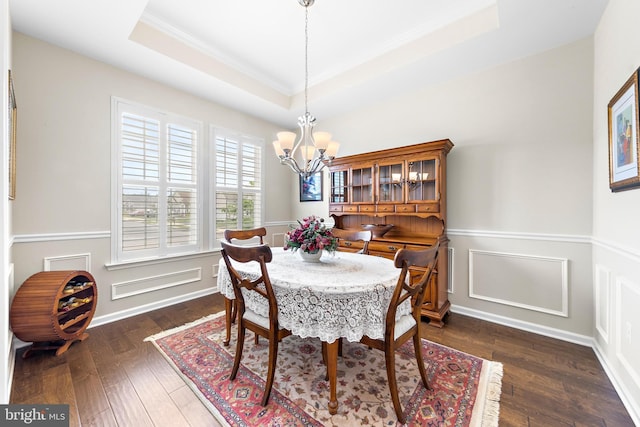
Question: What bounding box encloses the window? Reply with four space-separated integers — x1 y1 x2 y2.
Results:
213 130 264 243
113 99 201 261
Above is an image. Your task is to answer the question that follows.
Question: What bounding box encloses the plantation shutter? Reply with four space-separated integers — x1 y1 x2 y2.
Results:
116 103 200 261
121 113 160 251
241 141 262 229
167 124 197 247
214 133 263 241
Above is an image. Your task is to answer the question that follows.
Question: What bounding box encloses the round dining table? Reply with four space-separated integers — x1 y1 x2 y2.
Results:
217 247 408 415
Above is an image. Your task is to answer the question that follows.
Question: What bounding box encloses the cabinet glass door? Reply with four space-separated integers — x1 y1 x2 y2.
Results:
407 159 438 202
351 166 373 203
377 162 404 203
329 170 348 203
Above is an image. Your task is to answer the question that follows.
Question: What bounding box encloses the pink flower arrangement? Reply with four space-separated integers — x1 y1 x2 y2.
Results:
284 215 338 254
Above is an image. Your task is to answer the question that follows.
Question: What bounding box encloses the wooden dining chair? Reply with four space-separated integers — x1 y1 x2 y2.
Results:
331 228 373 254
224 227 267 245
359 242 440 423
220 241 291 406
222 227 267 346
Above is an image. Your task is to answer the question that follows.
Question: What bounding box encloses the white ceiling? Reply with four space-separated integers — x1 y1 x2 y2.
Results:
9 0 608 128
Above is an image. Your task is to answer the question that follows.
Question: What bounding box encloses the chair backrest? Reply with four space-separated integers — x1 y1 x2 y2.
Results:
331 228 373 254
385 242 440 337
224 227 267 245
220 241 279 328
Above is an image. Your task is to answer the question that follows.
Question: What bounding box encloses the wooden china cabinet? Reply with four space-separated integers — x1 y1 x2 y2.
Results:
328 139 453 327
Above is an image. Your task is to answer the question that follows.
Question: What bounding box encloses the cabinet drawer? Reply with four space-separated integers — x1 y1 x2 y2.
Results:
329 205 343 212
376 204 394 213
395 204 416 213
339 240 364 251
359 204 376 213
416 202 439 213
368 241 402 254
343 205 359 213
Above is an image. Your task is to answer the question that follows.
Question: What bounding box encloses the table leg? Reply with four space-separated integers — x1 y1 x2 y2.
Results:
224 297 232 346
326 340 339 415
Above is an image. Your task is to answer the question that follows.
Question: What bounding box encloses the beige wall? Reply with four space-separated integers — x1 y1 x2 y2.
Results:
303 38 595 338
10 32 294 321
593 0 640 421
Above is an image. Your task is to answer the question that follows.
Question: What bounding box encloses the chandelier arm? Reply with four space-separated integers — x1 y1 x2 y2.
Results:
308 155 321 172
280 157 304 175
307 155 326 175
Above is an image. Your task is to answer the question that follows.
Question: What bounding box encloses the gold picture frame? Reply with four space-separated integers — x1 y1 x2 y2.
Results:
8 70 16 200
608 68 640 192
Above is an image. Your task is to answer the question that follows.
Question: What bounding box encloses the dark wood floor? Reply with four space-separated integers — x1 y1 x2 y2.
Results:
10 293 634 426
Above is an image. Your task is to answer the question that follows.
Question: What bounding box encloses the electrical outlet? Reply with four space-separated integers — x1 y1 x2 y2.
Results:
626 322 632 345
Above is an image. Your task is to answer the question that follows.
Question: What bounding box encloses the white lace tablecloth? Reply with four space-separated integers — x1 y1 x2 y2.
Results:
217 247 409 343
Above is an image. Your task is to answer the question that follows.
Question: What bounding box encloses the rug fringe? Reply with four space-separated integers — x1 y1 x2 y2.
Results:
471 360 504 427
143 310 225 342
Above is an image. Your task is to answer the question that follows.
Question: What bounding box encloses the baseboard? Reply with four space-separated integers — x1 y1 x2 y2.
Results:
592 342 640 426
450 304 592 346
89 287 218 328
5 334 16 403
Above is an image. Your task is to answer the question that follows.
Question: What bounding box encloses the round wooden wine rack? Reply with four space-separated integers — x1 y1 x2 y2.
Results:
10 270 97 358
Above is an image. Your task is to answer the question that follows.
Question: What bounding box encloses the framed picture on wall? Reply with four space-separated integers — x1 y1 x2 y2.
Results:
299 172 323 202
8 70 16 200
608 68 640 192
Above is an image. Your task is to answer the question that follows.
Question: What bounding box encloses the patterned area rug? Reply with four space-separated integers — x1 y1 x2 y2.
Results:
145 312 503 426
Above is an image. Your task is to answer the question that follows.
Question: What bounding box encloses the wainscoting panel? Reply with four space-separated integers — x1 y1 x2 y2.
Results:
615 277 640 387
595 264 611 343
469 249 568 317
111 268 202 300
447 247 454 293
43 253 91 272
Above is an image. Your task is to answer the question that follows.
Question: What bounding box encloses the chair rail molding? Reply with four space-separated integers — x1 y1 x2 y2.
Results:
592 236 640 263
448 228 591 244
13 231 110 243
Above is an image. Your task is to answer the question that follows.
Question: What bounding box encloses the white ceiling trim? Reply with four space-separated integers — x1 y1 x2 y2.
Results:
129 20 292 109
130 3 499 114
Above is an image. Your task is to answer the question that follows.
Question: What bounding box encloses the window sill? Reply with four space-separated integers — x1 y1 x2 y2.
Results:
105 249 220 271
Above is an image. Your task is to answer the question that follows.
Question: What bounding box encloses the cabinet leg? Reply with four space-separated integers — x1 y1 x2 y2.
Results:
421 301 451 328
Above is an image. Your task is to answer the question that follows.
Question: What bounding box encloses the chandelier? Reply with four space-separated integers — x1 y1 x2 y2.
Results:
272 0 339 178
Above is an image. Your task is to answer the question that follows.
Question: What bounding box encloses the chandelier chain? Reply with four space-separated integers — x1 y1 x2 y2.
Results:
304 4 309 115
